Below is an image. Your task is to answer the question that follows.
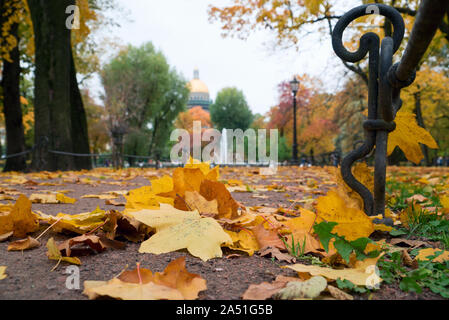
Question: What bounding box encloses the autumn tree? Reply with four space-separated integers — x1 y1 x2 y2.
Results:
0 0 27 171
210 0 448 166
209 0 449 85
26 0 91 170
82 90 109 155
175 106 212 132
400 67 449 163
267 75 337 158
102 43 188 165
210 87 253 131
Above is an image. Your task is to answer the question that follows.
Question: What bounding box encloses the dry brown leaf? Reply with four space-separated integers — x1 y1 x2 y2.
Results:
252 223 285 251
199 180 242 219
242 275 301 300
259 246 296 263
389 238 428 249
85 257 206 300
185 191 219 217
327 285 353 300
7 236 40 251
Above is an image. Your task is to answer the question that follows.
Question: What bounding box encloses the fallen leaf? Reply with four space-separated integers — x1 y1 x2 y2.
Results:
259 246 296 263
30 193 59 204
315 190 374 241
83 278 183 300
273 276 327 300
46 237 81 265
125 175 174 211
415 248 449 263
389 238 428 249
0 231 13 242
85 257 206 300
149 257 207 299
0 194 39 238
56 193 77 204
252 223 285 251
185 191 219 217
0 266 6 280
82 194 117 200
38 207 106 234
199 179 242 219
327 285 353 300
102 210 147 242
7 236 40 251
336 163 374 211
285 263 380 287
105 199 126 206
131 204 232 261
401 249 414 267
406 194 428 203
242 275 301 300
224 229 259 256
58 234 107 257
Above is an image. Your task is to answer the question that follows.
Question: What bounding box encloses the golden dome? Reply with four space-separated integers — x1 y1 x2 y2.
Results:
187 79 209 94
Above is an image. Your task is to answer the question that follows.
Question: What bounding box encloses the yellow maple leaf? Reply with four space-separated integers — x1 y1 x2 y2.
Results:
184 157 219 180
56 193 77 204
285 263 381 287
130 204 232 261
0 194 39 238
336 163 374 211
38 207 106 234
388 111 438 164
83 278 183 300
224 229 259 256
315 190 374 241
125 175 174 211
415 248 449 263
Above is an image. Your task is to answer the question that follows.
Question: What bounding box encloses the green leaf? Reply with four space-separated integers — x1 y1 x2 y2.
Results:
334 238 353 263
313 221 338 253
399 277 422 294
390 229 407 237
336 279 367 294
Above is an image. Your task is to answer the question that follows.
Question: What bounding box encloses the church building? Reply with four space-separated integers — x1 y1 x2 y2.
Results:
187 69 212 111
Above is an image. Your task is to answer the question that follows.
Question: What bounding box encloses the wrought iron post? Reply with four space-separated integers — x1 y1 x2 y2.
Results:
332 1 448 222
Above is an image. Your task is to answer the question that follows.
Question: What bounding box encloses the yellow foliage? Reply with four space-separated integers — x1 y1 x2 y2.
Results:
315 190 374 241
0 194 39 238
388 111 438 164
130 204 232 261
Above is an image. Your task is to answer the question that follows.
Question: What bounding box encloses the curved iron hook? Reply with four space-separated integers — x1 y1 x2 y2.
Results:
332 4 404 216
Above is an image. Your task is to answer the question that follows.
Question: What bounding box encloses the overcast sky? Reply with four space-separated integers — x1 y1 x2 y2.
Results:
90 0 359 115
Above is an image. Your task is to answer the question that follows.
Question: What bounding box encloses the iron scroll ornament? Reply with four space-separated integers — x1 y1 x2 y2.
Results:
332 4 416 220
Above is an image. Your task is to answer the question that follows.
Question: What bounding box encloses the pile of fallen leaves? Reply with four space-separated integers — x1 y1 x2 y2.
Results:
1 158 449 300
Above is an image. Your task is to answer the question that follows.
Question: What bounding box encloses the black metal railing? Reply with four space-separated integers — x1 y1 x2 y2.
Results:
332 0 449 222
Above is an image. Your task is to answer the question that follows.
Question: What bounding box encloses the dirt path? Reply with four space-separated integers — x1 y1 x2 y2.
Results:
0 166 444 300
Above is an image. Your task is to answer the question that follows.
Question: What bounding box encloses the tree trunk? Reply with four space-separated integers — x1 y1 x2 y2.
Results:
414 91 430 166
1 0 27 172
69 51 92 170
28 0 91 171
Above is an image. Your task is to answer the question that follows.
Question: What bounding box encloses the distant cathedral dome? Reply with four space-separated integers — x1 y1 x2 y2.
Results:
187 69 212 111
